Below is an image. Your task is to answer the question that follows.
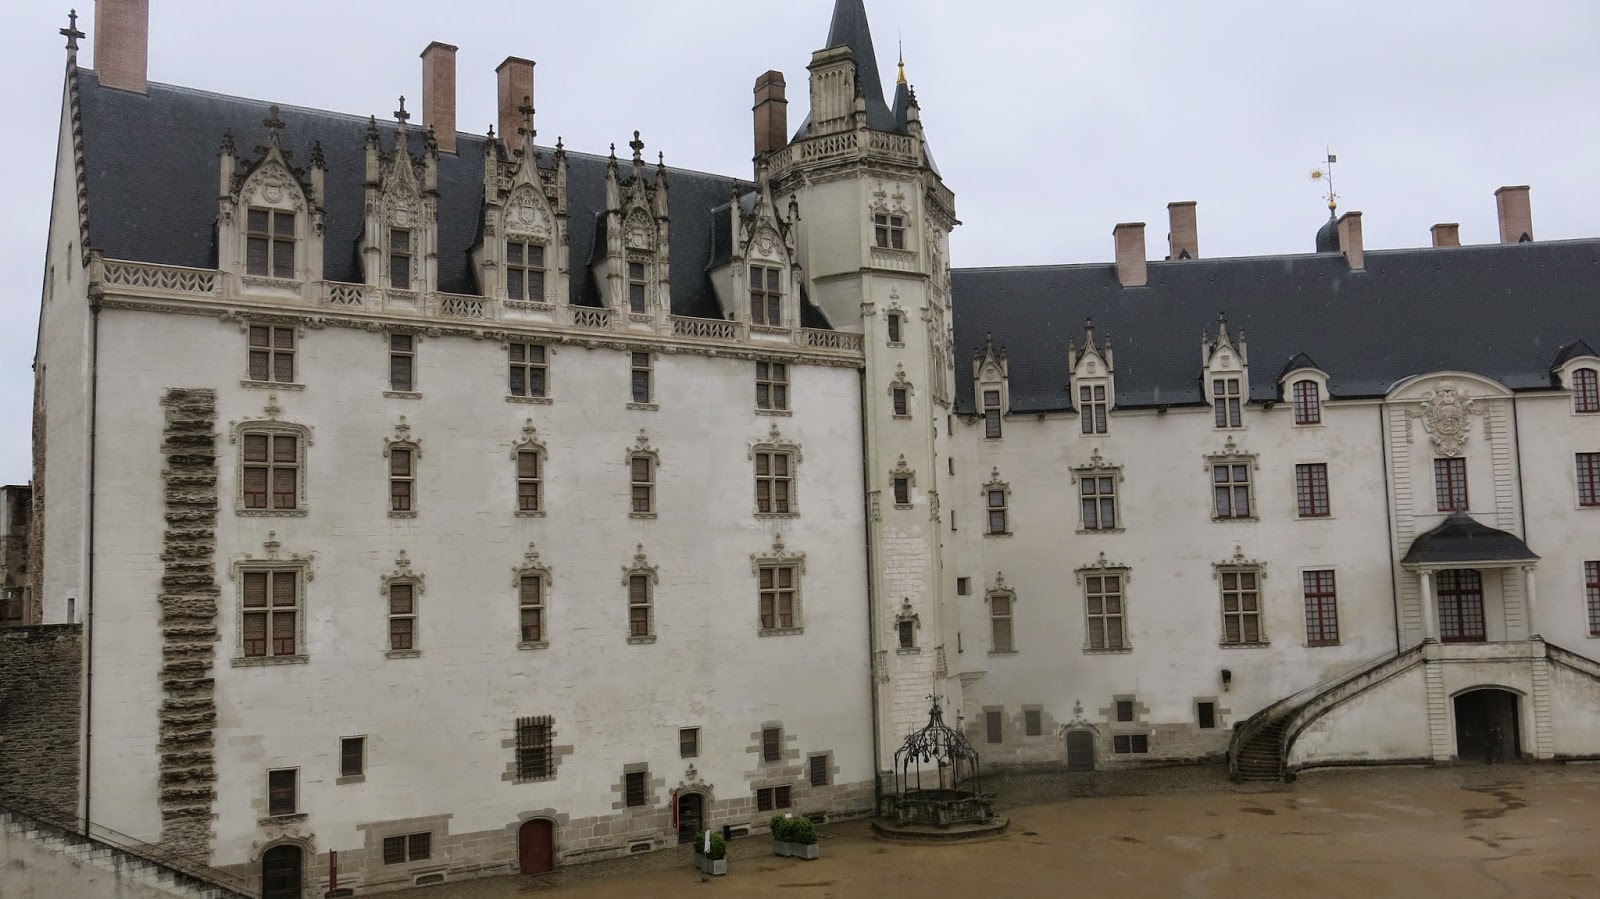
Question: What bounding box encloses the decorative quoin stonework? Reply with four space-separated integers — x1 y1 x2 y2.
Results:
1411 382 1480 456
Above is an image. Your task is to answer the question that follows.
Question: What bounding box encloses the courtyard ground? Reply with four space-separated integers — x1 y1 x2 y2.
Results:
393 763 1600 898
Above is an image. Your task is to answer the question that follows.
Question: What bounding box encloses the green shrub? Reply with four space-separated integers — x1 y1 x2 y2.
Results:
694 830 728 860
788 818 818 845
770 815 792 841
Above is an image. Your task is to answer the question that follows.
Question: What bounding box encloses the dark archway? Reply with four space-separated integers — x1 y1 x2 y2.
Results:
518 819 555 875
676 792 705 845
1454 689 1520 763
1065 730 1095 772
260 844 303 899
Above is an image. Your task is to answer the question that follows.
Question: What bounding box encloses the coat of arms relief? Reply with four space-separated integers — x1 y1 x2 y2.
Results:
1411 383 1480 456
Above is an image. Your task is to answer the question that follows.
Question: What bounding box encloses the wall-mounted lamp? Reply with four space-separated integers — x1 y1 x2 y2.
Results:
1221 668 1232 691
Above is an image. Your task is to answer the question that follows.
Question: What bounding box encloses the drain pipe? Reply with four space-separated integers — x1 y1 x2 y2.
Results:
1378 404 1401 654
83 274 102 834
858 368 884 808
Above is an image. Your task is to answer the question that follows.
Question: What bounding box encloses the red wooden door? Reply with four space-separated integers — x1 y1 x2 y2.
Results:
519 819 554 875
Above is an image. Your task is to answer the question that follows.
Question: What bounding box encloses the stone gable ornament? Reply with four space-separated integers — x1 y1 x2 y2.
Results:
1413 383 1478 457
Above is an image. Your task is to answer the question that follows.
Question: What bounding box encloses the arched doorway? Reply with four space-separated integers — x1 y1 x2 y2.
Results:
260 844 303 899
1065 730 1095 772
677 792 705 845
1454 689 1520 763
1438 570 1486 643
518 819 555 876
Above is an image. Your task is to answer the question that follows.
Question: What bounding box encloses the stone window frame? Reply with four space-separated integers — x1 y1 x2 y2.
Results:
1294 461 1332 519
987 574 1017 654
1291 379 1322 425
626 252 653 316
511 419 547 518
871 210 910 252
755 784 793 812
1585 561 1600 637
381 831 434 865
1077 381 1110 435
1302 567 1341 647
808 752 832 787
1207 439 1259 522
623 765 651 808
383 417 421 519
749 262 785 327
889 365 915 420
628 350 657 410
1573 367 1600 414
973 339 1009 440
1434 456 1470 512
338 736 366 784
984 708 1004 744
1105 694 1151 752
1072 450 1124 534
893 597 920 653
751 533 806 636
506 339 552 404
514 543 552 650
505 236 549 303
266 767 299 818
384 225 419 292
982 468 1011 536
245 208 299 281
622 544 660 645
385 331 422 398
1195 699 1221 730
890 455 916 509
1023 708 1044 737
680 727 700 759
885 307 906 347
627 432 661 519
515 715 556 782
1578 452 1600 508
380 551 424 659
244 323 302 387
755 359 791 414
229 534 314 668
1076 554 1131 653
750 423 802 518
761 726 784 764
1214 549 1269 648
1112 733 1150 755
231 406 313 517
1210 375 1245 429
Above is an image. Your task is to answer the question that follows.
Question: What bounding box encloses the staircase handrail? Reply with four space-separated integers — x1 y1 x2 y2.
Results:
1277 642 1428 769
1545 639 1600 679
0 789 258 898
1227 646 1402 780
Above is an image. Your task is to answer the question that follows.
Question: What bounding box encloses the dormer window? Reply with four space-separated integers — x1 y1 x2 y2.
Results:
628 262 648 313
1293 380 1322 424
1213 377 1243 429
389 229 412 291
507 241 546 302
750 266 782 326
983 390 1003 439
1576 368 1600 413
247 209 295 279
1080 385 1108 435
874 214 906 250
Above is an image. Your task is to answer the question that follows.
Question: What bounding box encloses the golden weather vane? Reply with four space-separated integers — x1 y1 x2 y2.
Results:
1309 149 1339 216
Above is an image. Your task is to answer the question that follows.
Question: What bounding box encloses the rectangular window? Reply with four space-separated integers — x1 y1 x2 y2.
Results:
1213 377 1242 428
809 754 829 787
1024 710 1042 737
631 455 655 515
267 769 297 817
508 342 548 398
516 716 553 780
1197 702 1217 729
1579 453 1600 507
897 618 916 649
242 433 300 511
957 577 970 596
389 448 414 513
873 214 906 250
1293 380 1322 424
389 228 412 290
1085 575 1126 651
517 450 542 513
506 240 546 302
680 728 699 759
756 362 789 411
242 570 300 658
340 737 365 778
750 265 782 325
986 488 1008 535
762 727 782 763
382 833 432 865
985 710 1003 744
388 582 416 651
631 352 652 404
892 386 910 417
246 208 295 279
755 452 793 514
1220 569 1264 645
627 262 648 313
758 564 798 630
1080 384 1108 434
1434 457 1469 512
1586 562 1600 637
1575 368 1600 413
1295 463 1331 518
519 575 543 643
756 785 792 812
628 574 652 638
1081 474 1117 530
983 389 1002 439
1303 569 1340 646
1213 463 1252 519
887 312 903 344
247 325 296 384
893 477 910 505
388 334 414 392
1113 734 1149 754
1115 700 1134 722
625 770 648 807
990 595 1014 652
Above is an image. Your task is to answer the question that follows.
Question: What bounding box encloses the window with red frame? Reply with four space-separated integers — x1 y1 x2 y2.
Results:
1434 458 1468 512
1578 453 1600 507
1302 570 1339 646
1574 368 1599 413
1292 380 1321 425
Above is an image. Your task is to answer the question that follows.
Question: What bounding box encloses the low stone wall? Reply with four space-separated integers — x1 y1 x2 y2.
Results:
0 810 240 899
0 624 82 809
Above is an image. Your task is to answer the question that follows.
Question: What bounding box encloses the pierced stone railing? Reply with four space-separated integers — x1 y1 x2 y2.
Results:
440 294 491 320
325 282 367 307
671 316 739 341
101 260 217 295
867 132 917 159
570 307 611 329
803 329 863 352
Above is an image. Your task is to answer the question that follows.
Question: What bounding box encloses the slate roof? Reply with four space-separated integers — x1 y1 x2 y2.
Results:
74 70 783 323
1401 514 1540 566
951 240 1600 414
793 0 902 138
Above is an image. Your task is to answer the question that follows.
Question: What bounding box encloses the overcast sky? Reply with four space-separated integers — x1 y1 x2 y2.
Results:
1 0 1596 484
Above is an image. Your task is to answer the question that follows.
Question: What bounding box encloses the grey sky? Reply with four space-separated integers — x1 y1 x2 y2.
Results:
2 0 1596 484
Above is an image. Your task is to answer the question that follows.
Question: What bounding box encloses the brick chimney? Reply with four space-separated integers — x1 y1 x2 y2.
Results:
1113 223 1148 288
496 57 536 149
753 71 789 159
1167 201 1198 260
420 42 458 154
1336 211 1364 270
1431 223 1461 248
1495 185 1533 244
94 0 149 93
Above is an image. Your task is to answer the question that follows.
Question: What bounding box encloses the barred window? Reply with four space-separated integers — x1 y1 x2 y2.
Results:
1213 463 1252 519
389 334 415 392
1293 380 1322 424
388 583 416 652
1579 453 1600 507
1220 569 1264 645
750 265 782 325
680 728 699 759
630 455 655 515
627 262 648 314
1080 474 1118 530
631 352 652 404
1303 569 1340 646
389 447 415 514
247 325 296 383
383 833 432 865
506 241 546 302
340 737 365 778
809 754 829 787
1586 561 1600 637
756 785 792 811
517 450 542 513
756 362 789 411
1113 734 1149 754
267 768 297 817
519 575 544 644
242 570 300 658
625 770 648 807
762 727 782 763
1085 574 1126 651
242 432 300 511
1080 384 1108 434
628 574 653 639
758 564 798 630
755 452 793 514
246 208 295 279
983 389 1003 439
985 710 1002 744
508 342 548 398
1295 463 1330 518
1213 377 1242 428
1434 457 1469 512
1574 368 1599 413
516 716 553 780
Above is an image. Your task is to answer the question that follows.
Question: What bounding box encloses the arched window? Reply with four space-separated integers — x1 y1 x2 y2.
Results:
1575 368 1599 413
1292 379 1322 424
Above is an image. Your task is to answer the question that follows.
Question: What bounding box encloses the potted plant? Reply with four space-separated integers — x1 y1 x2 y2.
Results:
770 815 792 857
770 815 820 860
693 830 728 876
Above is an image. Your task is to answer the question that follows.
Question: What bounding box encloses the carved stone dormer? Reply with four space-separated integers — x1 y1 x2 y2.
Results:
359 103 439 297
475 99 570 306
972 333 1009 434
711 163 801 328
596 133 671 323
1070 319 1115 434
1203 314 1250 428
218 105 325 292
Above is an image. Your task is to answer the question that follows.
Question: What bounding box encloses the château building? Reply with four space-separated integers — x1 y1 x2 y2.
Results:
23 0 1600 895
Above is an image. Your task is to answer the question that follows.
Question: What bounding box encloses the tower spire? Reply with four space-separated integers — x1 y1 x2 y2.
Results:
897 38 907 85
824 0 890 120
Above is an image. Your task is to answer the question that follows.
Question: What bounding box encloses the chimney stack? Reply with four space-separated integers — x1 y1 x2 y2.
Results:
420 42 458 154
1166 201 1199 260
753 71 789 159
496 57 536 149
94 0 149 93
1495 185 1533 244
1431 223 1461 248
1336 211 1364 270
1113 223 1148 288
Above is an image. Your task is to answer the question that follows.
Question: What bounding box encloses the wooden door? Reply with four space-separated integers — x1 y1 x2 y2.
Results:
677 792 704 844
261 845 302 899
518 819 555 876
1065 730 1095 772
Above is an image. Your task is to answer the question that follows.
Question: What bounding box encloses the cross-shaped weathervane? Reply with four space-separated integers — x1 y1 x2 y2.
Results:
629 130 645 163
60 9 85 51
394 96 410 125
263 105 286 135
